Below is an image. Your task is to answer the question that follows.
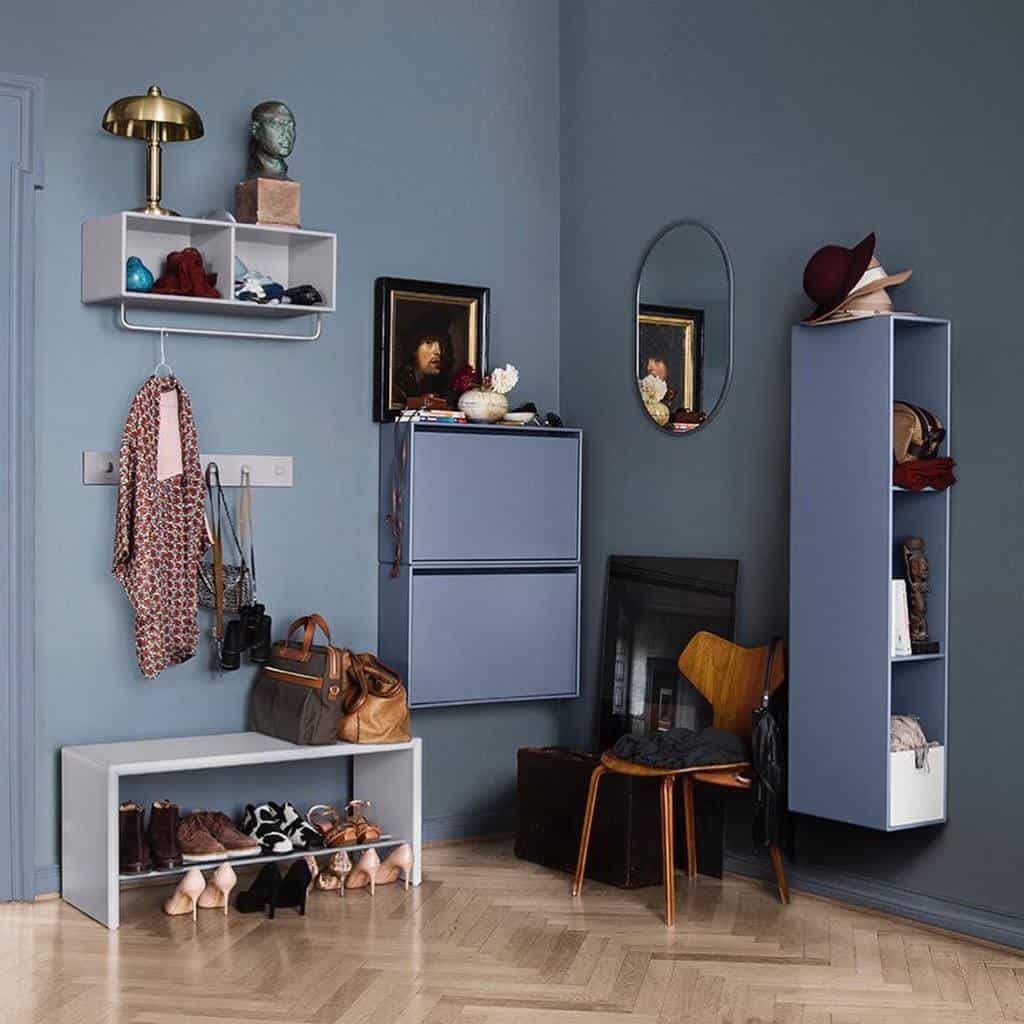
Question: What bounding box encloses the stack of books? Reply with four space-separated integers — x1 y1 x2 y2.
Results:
415 408 467 424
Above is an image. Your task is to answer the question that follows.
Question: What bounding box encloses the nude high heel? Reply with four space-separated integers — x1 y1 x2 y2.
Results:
163 867 206 921
198 863 237 915
376 843 414 891
344 847 381 895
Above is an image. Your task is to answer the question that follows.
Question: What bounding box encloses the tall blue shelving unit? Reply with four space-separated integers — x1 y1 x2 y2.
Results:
789 314 950 831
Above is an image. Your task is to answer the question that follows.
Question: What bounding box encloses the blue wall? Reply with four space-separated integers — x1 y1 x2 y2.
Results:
560 0 1024 939
0 0 563 877
8 0 1024 943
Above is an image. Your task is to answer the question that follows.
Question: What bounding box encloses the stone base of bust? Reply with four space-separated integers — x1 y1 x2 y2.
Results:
235 178 301 227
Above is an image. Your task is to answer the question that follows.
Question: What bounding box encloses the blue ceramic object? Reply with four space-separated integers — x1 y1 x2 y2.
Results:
125 256 154 292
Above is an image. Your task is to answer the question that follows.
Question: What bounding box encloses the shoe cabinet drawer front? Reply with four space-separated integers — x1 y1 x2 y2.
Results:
889 746 945 827
408 567 579 706
409 429 580 562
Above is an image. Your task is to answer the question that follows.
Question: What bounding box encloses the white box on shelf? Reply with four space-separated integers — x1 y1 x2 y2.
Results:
890 579 912 657
889 745 945 827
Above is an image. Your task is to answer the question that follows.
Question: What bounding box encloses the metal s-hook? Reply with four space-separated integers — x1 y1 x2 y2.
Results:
154 328 173 378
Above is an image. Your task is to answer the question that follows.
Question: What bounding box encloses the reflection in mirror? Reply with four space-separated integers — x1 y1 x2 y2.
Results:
636 222 732 434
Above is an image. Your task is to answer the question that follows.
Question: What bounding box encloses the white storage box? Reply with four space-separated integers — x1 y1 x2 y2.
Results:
889 745 945 827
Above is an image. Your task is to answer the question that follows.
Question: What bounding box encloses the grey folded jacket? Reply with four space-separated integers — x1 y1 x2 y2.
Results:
611 727 748 770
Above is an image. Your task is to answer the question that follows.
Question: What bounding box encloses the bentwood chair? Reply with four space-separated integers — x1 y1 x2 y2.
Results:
571 631 789 926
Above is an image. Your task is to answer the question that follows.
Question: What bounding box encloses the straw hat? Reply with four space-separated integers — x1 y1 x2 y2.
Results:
803 232 912 325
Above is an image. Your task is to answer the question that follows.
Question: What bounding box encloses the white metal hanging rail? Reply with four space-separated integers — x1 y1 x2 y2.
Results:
118 302 322 342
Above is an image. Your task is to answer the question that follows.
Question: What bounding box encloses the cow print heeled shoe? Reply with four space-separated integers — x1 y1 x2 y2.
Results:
240 802 293 854
279 802 324 850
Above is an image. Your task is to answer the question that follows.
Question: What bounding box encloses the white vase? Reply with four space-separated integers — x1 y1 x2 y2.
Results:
644 399 670 427
458 389 509 423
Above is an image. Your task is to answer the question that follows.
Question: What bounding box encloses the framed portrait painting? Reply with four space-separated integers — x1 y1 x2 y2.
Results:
636 303 704 417
374 278 490 422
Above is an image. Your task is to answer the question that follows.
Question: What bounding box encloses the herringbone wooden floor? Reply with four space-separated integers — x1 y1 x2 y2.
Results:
3 839 1022 1023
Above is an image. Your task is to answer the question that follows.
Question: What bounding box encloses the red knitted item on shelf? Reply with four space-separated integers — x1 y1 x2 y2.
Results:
152 247 221 298
892 457 957 491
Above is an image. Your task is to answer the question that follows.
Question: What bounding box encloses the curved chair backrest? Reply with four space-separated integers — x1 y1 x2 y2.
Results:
677 631 785 743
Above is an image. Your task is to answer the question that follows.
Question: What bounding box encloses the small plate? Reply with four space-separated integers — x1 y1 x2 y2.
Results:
503 412 535 424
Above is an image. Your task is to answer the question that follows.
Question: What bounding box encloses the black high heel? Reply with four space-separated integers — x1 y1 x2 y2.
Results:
272 858 313 917
235 863 281 916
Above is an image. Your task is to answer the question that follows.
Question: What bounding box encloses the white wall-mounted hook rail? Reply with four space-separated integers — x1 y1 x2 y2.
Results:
83 452 293 487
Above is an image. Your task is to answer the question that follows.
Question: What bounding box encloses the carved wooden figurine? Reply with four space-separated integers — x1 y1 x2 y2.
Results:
902 536 939 654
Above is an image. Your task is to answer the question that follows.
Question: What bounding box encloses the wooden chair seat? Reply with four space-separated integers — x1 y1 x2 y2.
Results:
572 632 790 926
599 751 748 778
691 768 751 789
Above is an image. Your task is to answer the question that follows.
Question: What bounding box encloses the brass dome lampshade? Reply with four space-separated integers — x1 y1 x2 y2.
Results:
102 84 204 216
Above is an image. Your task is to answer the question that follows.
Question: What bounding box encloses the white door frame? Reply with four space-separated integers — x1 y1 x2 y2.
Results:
1 73 44 901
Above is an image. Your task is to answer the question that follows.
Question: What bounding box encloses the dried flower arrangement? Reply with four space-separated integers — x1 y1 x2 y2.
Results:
452 362 520 396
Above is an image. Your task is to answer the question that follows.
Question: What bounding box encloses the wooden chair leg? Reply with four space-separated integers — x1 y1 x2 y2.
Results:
660 776 676 927
682 775 697 880
572 764 607 897
769 843 790 905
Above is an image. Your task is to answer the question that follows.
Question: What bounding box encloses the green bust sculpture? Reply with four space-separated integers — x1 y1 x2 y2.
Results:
248 100 295 180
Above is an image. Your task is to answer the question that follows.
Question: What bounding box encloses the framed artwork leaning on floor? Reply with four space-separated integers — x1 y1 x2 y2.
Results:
374 277 490 421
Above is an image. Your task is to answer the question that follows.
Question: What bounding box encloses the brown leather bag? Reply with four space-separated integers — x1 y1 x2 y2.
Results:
338 651 411 744
249 614 345 745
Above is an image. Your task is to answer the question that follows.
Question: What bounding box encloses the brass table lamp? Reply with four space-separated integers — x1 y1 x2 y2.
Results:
102 84 203 216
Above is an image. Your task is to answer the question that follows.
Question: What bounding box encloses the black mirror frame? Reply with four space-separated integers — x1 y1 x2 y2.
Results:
634 220 735 436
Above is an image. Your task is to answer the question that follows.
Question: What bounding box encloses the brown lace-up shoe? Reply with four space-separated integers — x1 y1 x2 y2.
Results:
193 810 261 858
177 813 228 863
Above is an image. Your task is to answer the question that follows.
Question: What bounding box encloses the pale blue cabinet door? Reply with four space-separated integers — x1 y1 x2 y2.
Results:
410 430 580 562
408 568 579 706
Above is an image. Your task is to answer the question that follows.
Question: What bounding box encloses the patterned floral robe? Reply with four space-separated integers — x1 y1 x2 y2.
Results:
113 376 208 678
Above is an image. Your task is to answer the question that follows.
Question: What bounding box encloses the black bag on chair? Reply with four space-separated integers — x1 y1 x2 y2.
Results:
751 637 787 848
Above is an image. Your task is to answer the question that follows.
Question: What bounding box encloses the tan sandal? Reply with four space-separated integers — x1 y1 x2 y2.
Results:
308 805 357 847
315 850 352 895
345 800 381 843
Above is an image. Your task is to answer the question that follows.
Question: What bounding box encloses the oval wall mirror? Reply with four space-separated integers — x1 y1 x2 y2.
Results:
635 221 733 434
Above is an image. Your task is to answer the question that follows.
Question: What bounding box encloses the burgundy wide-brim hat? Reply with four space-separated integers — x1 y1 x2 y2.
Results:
802 232 912 325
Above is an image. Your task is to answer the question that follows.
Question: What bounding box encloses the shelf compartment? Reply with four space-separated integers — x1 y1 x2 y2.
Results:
892 652 944 663
119 835 401 883
235 223 336 310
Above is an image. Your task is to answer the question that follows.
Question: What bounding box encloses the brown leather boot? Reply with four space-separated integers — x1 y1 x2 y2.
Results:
147 800 183 869
119 801 152 874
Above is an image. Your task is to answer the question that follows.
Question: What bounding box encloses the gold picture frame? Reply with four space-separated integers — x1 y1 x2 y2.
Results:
636 304 703 414
374 278 490 422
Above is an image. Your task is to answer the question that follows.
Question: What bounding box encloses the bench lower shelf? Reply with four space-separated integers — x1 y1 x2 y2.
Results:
119 836 403 883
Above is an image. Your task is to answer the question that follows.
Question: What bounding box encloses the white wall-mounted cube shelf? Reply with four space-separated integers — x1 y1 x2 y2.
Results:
82 213 337 334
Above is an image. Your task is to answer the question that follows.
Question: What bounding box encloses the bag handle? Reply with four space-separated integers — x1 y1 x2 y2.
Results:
341 650 405 716
282 614 333 659
238 467 257 597
760 636 784 706
206 463 226 642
